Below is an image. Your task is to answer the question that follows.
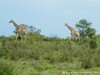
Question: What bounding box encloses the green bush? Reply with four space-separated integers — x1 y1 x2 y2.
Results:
92 51 100 67
0 60 13 75
89 37 97 49
28 49 41 60
33 59 52 71
78 48 100 69
0 34 100 72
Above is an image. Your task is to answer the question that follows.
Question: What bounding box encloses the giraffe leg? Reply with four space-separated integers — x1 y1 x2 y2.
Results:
69 36 72 43
26 34 30 40
76 34 80 42
27 35 30 40
70 33 73 43
16 33 19 41
71 33 75 44
21 35 24 42
76 32 80 42
78 36 80 42
25 35 26 40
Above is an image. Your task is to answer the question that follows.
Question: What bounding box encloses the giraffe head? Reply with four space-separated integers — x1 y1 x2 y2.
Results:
9 20 13 23
65 23 68 26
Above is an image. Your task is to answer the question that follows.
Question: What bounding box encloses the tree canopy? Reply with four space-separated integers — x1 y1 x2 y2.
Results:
75 19 96 38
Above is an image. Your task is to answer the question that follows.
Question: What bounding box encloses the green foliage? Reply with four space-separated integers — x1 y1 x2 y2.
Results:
89 37 97 49
0 60 13 75
78 49 93 69
86 27 96 38
0 23 99 75
76 19 97 49
75 19 95 38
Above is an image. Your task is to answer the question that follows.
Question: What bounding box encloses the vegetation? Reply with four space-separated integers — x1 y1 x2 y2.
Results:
76 19 97 49
0 19 100 75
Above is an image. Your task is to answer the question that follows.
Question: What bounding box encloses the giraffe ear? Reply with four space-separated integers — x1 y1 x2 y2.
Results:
11 19 13 21
9 19 13 23
9 20 11 23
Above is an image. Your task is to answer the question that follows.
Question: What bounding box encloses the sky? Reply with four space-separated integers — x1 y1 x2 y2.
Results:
0 0 100 38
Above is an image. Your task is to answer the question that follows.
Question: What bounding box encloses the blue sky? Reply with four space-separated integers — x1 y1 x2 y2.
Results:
0 0 100 38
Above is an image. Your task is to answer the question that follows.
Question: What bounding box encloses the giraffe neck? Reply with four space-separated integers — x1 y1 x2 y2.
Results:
66 24 74 32
12 21 20 29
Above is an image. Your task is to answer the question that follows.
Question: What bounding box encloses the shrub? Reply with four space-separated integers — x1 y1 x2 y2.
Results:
89 37 97 49
78 49 99 69
28 48 42 60
0 60 13 75
92 51 100 67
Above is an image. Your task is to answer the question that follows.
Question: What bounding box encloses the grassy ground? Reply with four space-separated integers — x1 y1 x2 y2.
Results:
0 58 100 75
0 35 100 75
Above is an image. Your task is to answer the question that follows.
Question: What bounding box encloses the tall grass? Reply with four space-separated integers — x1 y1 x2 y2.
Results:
0 34 100 75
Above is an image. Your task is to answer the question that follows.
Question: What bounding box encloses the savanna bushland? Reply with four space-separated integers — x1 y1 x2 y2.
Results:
0 19 100 75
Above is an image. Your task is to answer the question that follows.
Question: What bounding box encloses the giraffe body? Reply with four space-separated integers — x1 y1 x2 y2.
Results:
65 23 80 41
9 20 30 41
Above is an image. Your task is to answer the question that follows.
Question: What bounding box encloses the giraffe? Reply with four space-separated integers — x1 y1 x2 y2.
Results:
65 23 80 42
9 20 30 41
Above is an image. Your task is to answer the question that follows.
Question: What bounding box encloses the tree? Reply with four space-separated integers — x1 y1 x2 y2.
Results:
29 26 36 33
75 19 95 38
86 27 96 38
20 24 29 30
76 19 97 49
29 26 41 35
